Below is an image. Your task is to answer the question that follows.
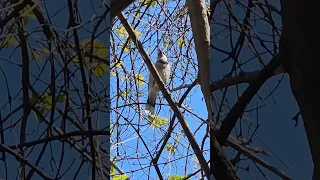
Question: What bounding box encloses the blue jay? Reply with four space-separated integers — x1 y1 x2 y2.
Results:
145 50 171 115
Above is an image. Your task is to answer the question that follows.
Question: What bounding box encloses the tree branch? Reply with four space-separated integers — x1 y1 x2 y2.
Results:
187 0 239 179
111 0 136 20
118 12 210 178
216 54 282 145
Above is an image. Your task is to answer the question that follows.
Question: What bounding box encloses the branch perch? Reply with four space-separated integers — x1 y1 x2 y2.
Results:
118 12 210 178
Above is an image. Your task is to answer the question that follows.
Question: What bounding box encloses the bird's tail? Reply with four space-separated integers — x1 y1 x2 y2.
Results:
145 97 156 115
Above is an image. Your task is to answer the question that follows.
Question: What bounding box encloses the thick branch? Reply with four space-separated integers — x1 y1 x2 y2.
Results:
211 66 285 92
111 0 136 20
187 0 238 179
217 54 281 144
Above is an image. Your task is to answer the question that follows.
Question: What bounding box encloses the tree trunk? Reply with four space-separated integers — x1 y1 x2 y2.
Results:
281 1 320 179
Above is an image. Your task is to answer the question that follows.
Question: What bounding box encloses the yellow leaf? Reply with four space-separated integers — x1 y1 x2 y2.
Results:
148 115 168 128
33 51 42 62
3 36 19 48
111 166 116 176
98 48 108 58
110 71 116 76
177 38 185 48
110 123 114 135
115 61 123 69
73 56 80 67
120 91 130 99
116 26 128 38
94 63 108 78
135 74 145 86
43 47 50 53
134 29 142 38
20 4 38 24
112 174 128 180
122 42 130 52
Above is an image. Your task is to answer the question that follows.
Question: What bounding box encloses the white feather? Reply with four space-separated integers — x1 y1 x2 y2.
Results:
145 50 170 115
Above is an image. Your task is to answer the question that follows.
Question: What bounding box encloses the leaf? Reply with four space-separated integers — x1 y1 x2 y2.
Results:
20 4 38 25
81 39 105 55
168 174 186 180
166 143 177 154
141 0 157 7
135 74 145 86
110 123 114 135
42 91 65 110
43 47 50 53
148 115 168 128
94 63 109 78
110 166 116 176
115 61 123 69
134 28 142 38
56 94 66 103
163 42 169 48
32 50 42 62
120 91 131 99
110 71 116 77
43 92 52 105
8 37 19 47
151 1 157 7
112 174 128 180
72 56 80 67
121 42 130 52
177 38 185 48
116 26 128 38
3 36 19 48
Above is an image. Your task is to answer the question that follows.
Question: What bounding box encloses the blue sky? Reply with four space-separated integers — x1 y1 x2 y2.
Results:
110 0 210 179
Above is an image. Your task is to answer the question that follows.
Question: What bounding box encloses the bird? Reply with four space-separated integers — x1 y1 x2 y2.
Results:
145 50 171 115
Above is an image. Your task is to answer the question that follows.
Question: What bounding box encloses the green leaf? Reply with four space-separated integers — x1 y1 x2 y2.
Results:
166 143 177 154
32 50 42 62
110 166 116 176
168 174 186 180
110 123 114 135
148 115 168 128
94 63 109 78
135 74 145 86
112 174 128 180
120 91 131 99
3 36 19 48
43 92 52 105
151 1 157 7
110 71 116 77
56 94 66 103
177 38 185 48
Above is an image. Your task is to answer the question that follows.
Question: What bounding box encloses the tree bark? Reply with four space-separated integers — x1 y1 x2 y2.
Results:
111 0 136 20
281 1 320 179
187 0 239 179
